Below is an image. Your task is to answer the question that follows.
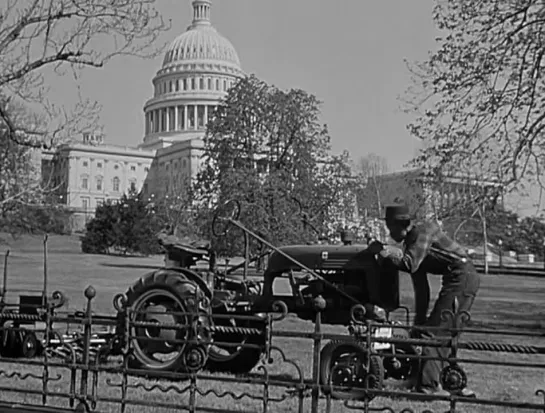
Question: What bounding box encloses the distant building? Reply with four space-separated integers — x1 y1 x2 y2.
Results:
41 135 154 229
359 168 503 220
40 0 244 232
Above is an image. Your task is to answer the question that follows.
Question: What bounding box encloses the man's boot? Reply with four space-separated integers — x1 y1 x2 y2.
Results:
413 384 450 397
454 387 477 398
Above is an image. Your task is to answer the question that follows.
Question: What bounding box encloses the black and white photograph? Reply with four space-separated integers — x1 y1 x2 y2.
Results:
0 1 543 412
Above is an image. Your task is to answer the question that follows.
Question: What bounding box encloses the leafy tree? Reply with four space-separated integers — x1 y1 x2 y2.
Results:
81 191 164 256
193 75 355 255
518 217 545 259
403 0 545 195
81 202 118 254
148 173 204 241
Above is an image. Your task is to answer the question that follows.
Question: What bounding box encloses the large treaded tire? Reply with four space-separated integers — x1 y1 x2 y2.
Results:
320 339 384 401
123 270 212 374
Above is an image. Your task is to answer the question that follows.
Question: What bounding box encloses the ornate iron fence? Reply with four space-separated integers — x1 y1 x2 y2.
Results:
0 286 544 413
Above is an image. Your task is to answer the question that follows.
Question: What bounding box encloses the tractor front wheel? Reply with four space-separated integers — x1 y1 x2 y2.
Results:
320 339 384 401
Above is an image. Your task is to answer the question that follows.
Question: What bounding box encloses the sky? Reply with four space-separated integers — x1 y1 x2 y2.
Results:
51 0 438 173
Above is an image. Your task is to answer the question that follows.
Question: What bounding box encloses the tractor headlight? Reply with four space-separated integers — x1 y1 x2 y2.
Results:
374 305 387 321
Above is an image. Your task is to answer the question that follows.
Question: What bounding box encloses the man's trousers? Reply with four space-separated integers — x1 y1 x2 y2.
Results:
412 261 481 391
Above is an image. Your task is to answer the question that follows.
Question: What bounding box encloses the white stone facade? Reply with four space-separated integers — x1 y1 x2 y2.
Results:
41 0 244 231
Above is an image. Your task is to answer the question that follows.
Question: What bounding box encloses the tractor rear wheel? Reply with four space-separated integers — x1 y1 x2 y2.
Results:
123 270 212 374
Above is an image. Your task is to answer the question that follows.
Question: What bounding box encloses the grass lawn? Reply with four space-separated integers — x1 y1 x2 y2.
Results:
0 233 544 413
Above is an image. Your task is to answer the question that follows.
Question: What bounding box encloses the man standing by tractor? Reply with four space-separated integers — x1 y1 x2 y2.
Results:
367 204 480 397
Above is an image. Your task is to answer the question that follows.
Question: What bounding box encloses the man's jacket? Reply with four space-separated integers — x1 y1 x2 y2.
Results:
380 221 470 275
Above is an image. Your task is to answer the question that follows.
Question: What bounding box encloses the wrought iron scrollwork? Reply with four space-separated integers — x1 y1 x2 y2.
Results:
49 290 66 309
270 300 289 321
350 304 367 325
113 293 128 312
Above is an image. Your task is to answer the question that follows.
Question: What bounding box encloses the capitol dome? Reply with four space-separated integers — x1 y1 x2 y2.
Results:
162 20 241 71
157 0 243 77
141 0 245 150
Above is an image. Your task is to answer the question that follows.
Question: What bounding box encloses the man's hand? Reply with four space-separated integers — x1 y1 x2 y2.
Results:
367 240 384 254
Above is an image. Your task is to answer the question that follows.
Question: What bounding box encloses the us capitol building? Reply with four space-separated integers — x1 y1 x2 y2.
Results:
40 0 509 233
42 0 244 231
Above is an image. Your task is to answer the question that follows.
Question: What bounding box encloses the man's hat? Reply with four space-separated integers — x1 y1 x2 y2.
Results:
384 204 412 221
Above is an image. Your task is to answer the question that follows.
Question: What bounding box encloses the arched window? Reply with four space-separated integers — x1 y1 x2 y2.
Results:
113 177 120 192
208 78 212 90
199 78 204 89
215 79 220 90
96 176 103 191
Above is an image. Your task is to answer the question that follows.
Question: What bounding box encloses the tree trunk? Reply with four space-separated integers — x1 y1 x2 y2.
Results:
372 177 382 217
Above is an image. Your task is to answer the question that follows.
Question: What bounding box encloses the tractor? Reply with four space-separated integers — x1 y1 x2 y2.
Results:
128 199 419 394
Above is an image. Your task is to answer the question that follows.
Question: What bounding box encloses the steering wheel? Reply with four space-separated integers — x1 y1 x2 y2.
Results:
212 199 241 237
291 196 321 236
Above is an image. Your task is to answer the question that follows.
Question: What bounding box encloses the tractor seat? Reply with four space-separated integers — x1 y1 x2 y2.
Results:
158 234 211 253
166 242 209 257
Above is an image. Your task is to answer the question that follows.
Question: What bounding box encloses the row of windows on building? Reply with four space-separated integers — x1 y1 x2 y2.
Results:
80 160 149 173
81 176 137 193
80 196 133 210
145 104 217 134
80 185 155 210
81 197 105 210
155 76 235 97
161 158 189 171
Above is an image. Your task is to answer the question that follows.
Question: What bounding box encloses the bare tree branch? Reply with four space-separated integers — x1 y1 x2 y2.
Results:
0 0 169 147
0 0 170 233
403 0 545 200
